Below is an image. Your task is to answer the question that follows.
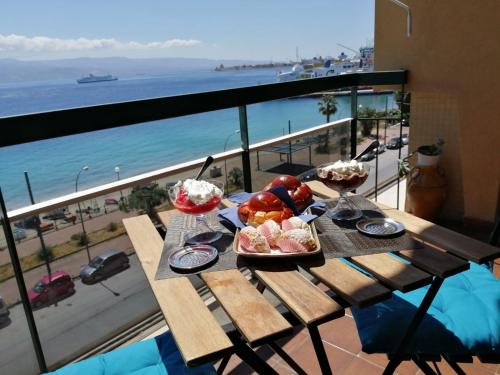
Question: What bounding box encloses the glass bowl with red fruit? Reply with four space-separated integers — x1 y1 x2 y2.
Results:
168 179 224 244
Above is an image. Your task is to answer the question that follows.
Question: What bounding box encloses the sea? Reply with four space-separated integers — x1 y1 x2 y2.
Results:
0 68 395 210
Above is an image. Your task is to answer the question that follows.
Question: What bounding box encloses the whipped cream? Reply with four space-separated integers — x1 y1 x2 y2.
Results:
176 179 222 204
318 160 366 177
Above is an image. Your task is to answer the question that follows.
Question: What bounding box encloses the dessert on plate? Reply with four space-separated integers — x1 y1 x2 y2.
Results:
238 217 317 255
263 175 313 211
237 191 293 227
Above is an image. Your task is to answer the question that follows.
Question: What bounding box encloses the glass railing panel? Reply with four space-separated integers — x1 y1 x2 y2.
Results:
0 219 43 375
247 122 347 191
9 189 159 369
2 157 243 370
0 108 240 212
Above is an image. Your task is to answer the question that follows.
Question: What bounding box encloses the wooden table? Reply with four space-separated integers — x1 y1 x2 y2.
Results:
123 181 500 375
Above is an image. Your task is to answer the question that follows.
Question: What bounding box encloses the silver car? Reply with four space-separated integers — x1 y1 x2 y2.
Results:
80 249 129 284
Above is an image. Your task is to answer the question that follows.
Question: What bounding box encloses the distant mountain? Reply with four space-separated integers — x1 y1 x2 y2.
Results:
0 57 271 84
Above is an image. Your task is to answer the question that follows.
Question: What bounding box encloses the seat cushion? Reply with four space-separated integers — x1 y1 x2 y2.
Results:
351 263 500 356
46 331 216 375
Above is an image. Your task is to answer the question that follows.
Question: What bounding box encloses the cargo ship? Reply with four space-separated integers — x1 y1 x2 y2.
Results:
77 74 118 84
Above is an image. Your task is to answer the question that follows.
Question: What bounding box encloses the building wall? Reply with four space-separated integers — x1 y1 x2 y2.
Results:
375 0 500 223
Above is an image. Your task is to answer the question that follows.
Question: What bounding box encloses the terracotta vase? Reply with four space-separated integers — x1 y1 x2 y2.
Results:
406 153 447 221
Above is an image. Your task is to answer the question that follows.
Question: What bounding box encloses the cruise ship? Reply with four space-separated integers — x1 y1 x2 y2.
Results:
77 74 118 84
277 47 374 82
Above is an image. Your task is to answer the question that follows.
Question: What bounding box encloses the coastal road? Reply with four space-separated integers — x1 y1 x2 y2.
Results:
359 145 409 199
0 254 160 375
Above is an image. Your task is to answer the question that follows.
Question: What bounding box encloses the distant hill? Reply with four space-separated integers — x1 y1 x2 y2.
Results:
0 57 272 84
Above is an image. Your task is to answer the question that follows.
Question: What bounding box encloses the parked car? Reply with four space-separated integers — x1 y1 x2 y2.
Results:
360 150 377 161
14 216 38 229
39 222 54 232
105 198 119 205
80 249 130 284
28 271 75 308
64 213 77 223
42 208 68 221
402 133 409 145
386 137 403 149
377 144 386 154
13 227 26 241
0 296 10 326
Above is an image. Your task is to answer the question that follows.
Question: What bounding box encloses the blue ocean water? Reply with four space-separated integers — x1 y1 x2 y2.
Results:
0 68 395 210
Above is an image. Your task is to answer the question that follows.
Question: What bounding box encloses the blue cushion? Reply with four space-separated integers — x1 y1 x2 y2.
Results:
351 263 500 356
46 331 216 375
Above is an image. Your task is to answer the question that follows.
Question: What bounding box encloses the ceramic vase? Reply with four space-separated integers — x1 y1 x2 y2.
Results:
406 153 447 221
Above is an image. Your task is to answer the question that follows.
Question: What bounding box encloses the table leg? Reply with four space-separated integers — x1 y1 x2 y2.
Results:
233 338 279 375
443 357 467 375
217 354 231 375
383 277 444 375
309 325 333 375
412 355 438 375
268 341 308 375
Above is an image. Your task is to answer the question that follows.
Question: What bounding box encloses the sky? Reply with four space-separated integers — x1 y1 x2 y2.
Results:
0 0 374 61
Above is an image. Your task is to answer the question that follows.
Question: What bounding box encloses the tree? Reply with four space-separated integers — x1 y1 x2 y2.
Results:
358 106 378 137
317 94 338 153
71 232 89 246
228 167 243 188
37 245 54 263
127 187 167 223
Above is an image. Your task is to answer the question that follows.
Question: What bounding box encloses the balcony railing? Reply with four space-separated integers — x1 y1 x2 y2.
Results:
0 70 407 374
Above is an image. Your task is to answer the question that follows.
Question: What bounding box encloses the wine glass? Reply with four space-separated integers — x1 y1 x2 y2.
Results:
316 161 370 221
168 180 224 245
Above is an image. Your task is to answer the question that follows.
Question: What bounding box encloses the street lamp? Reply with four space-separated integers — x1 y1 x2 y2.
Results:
75 165 91 262
114 166 124 202
223 130 240 193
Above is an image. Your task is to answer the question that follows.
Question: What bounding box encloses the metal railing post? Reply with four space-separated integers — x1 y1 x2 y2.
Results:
350 86 358 160
375 119 380 201
396 84 406 210
238 105 252 192
0 188 47 373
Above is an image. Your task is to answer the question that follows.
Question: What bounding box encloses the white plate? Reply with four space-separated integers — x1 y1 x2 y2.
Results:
233 219 321 258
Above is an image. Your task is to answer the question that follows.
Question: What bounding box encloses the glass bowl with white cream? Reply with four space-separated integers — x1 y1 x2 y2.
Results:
316 160 370 221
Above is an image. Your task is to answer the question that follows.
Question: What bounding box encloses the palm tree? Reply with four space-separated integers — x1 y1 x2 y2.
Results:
127 186 167 223
317 94 338 152
358 107 378 137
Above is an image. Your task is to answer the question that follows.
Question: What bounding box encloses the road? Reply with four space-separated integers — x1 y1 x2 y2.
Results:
0 254 159 375
359 144 409 198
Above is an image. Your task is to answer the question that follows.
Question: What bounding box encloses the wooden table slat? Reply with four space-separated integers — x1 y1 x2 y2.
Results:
397 246 470 278
254 269 344 326
350 253 433 292
381 208 500 264
202 269 292 346
123 215 233 366
306 259 391 308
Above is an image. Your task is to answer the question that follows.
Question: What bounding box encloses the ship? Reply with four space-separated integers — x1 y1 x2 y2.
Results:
277 46 374 82
77 74 118 84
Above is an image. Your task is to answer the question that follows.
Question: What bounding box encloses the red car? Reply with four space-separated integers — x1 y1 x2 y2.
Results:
28 271 75 308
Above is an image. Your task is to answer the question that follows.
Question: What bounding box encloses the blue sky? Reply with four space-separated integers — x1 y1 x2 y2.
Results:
0 0 374 61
